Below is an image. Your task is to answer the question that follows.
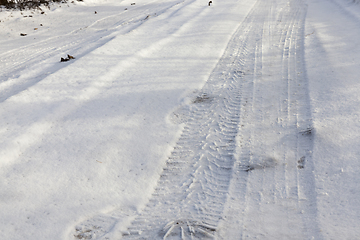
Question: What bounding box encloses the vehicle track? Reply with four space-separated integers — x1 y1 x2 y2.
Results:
218 0 323 239
72 0 322 239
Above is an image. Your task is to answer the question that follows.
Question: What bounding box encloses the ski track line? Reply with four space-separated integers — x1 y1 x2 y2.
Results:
72 0 323 239
0 0 186 103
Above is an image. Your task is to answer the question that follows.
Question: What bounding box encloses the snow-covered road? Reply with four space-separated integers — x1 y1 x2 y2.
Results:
0 0 360 239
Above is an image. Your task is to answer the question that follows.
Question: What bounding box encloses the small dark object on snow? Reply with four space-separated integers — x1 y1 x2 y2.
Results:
193 93 212 104
41 11 45 14
94 11 97 14
20 33 27 36
61 54 75 62
208 1 212 6
300 127 313 135
243 165 255 172
131 3 135 5
297 156 306 169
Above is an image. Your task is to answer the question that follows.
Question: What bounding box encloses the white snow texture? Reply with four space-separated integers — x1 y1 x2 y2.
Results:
0 0 360 239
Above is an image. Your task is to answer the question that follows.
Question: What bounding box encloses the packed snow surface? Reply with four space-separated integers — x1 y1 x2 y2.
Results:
0 0 360 239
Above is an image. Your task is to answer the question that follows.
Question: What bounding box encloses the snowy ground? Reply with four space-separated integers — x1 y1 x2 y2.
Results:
0 0 360 239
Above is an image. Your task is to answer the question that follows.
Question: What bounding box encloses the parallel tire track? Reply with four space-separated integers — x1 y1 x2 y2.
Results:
218 0 323 239
73 0 322 239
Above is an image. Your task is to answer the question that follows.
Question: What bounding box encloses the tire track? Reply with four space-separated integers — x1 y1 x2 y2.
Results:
118 1 270 239
218 0 323 239
72 0 264 239
72 0 322 239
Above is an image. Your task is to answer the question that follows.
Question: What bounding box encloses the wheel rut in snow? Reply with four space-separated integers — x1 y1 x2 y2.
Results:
72 0 322 239
119 1 272 239
217 0 323 239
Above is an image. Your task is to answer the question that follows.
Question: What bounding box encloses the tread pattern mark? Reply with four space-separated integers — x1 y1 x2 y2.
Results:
120 1 269 239
217 0 323 239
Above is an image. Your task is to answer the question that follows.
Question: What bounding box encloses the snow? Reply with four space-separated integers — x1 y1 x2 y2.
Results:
305 0 360 238
0 0 360 239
